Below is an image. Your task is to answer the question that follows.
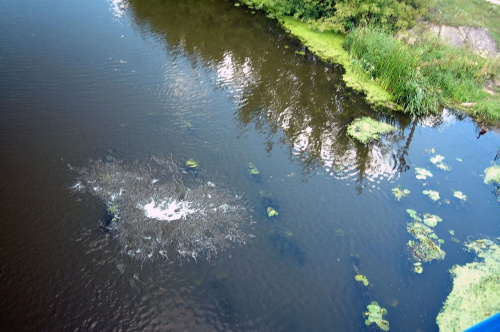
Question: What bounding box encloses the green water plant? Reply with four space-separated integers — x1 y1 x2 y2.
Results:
453 191 468 201
247 162 260 175
392 186 410 201
346 117 396 144
423 189 440 201
415 167 433 180
355 274 369 286
430 155 451 171
414 262 423 274
186 158 198 168
483 165 500 185
406 209 446 263
406 209 422 221
436 163 451 171
364 301 390 331
436 239 500 332
407 221 446 263
267 206 279 217
423 213 443 227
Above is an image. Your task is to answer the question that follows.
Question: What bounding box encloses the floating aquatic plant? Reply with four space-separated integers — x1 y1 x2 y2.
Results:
414 262 423 274
247 162 259 175
423 213 443 227
423 190 440 201
430 155 445 164
355 274 369 286
415 167 433 180
392 186 410 201
267 207 279 217
428 154 449 170
186 158 198 168
483 165 500 185
453 191 467 201
436 163 451 171
436 239 500 332
407 221 446 263
346 117 396 144
364 301 390 331
406 209 422 221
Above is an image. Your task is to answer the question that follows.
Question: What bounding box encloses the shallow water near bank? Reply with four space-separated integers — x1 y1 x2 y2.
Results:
0 0 499 331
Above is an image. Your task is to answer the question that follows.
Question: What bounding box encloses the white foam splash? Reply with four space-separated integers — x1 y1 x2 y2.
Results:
142 199 196 222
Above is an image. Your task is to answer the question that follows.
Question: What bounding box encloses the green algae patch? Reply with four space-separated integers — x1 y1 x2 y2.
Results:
355 274 369 286
279 17 395 109
364 301 390 331
392 186 410 201
347 117 396 144
484 165 500 185
436 239 500 332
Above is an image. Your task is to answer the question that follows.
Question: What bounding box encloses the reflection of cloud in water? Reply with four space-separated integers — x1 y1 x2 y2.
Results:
215 52 258 99
285 110 400 183
108 0 128 18
72 157 253 262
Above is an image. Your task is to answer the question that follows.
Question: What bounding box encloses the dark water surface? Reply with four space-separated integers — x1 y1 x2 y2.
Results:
1 0 499 330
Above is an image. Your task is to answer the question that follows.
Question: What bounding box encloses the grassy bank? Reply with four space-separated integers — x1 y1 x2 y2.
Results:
238 0 500 122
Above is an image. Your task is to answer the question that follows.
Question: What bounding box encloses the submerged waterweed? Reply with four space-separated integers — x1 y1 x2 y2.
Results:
364 301 390 331
415 167 433 180
346 117 396 144
423 190 440 201
355 274 369 286
392 186 410 201
247 162 259 175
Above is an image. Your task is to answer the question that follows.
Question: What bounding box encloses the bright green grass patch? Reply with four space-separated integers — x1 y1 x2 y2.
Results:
280 17 395 108
345 26 500 119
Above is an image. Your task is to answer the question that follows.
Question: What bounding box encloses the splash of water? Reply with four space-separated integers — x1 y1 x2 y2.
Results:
72 157 253 262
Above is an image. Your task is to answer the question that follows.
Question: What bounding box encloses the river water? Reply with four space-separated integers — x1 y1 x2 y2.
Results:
0 0 499 331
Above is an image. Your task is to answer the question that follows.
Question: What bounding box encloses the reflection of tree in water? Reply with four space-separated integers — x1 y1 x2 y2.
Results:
126 0 462 191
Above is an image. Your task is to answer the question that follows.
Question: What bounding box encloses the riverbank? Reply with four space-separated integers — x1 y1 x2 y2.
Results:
238 0 500 123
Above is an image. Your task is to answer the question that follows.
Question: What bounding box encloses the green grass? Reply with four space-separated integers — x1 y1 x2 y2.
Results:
426 0 500 46
345 26 500 119
240 0 500 121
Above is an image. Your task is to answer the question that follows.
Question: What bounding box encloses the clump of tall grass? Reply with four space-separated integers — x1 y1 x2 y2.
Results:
345 26 499 118
345 27 438 115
